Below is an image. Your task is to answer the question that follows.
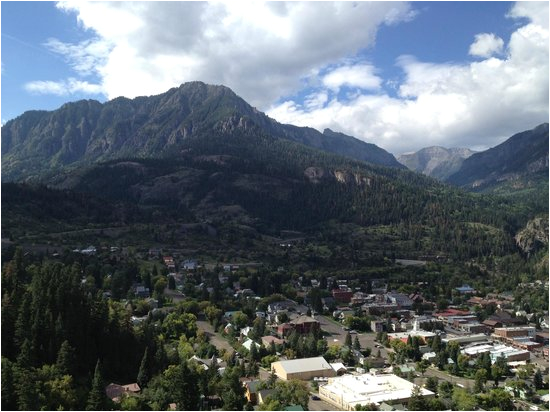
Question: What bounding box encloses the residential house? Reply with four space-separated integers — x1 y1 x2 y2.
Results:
262 335 285 348
243 379 262 404
105 383 141 402
291 315 320 334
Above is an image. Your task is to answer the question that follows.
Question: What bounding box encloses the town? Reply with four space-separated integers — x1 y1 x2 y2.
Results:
28 242 547 411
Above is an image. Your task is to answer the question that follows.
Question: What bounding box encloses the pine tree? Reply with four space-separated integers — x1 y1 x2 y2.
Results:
86 360 109 411
534 369 543 390
137 347 150 388
345 332 352 347
56 340 76 377
353 335 361 351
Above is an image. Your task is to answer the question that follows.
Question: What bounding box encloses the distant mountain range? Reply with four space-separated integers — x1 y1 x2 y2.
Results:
1 81 403 182
397 146 476 180
447 123 549 191
397 124 548 193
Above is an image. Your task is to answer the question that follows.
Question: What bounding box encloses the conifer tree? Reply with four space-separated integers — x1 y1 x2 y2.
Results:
56 340 76 377
86 360 109 411
137 347 150 388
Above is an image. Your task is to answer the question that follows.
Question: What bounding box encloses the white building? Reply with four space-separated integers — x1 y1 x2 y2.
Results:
319 373 434 410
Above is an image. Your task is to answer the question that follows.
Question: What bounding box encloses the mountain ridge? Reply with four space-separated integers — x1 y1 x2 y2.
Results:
1 81 404 182
447 123 549 190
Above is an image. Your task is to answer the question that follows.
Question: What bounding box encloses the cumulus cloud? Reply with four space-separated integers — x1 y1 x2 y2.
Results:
24 1 548 154
469 33 504 58
322 63 382 92
268 2 549 154
43 0 413 107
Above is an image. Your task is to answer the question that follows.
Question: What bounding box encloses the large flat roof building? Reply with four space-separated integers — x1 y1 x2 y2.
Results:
271 357 336 381
319 373 434 411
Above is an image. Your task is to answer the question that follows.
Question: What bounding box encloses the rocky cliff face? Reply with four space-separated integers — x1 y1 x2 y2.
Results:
515 216 549 256
397 146 476 180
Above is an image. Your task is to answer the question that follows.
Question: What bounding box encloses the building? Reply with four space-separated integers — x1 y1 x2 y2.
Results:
318 373 434 410
262 335 285 348
455 285 476 294
105 383 141 402
271 357 336 381
493 327 536 339
333 289 354 303
291 315 320 334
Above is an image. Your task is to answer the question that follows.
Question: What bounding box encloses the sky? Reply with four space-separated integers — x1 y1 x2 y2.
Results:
1 1 548 155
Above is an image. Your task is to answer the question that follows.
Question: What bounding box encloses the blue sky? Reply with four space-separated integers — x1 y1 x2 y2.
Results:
1 1 548 154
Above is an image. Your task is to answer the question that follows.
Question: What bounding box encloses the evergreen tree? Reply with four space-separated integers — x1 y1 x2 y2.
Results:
1 357 17 411
137 347 150 388
534 369 544 390
345 332 352 347
56 340 76 377
353 335 361 351
86 360 109 411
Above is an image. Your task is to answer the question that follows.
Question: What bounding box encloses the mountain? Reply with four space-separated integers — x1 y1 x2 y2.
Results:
447 123 549 190
397 146 476 180
1 81 403 182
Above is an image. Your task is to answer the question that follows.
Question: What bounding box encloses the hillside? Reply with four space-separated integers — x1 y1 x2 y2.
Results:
1 81 403 182
397 146 475 180
447 123 549 190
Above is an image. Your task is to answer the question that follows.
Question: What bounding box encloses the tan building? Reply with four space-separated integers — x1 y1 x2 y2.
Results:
271 357 336 381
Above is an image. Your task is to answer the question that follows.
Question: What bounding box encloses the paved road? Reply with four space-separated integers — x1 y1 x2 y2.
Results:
424 366 474 389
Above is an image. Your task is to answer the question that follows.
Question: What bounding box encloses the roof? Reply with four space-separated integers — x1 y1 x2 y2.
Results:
273 357 334 374
292 315 319 325
322 373 434 407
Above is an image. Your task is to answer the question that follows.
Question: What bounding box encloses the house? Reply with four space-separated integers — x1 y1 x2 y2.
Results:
258 389 277 405
277 323 294 338
385 292 414 309
240 326 253 340
135 285 150 298
182 259 198 271
105 383 141 402
262 335 285 348
242 338 261 352
455 285 476 294
271 357 336 380
243 379 262 404
291 315 320 334
190 355 226 372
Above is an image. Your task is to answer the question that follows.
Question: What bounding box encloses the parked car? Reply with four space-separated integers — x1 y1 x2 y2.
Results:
311 395 320 400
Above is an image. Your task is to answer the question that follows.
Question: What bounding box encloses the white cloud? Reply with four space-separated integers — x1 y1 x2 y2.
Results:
322 63 382 92
24 1 549 155
268 2 549 154
469 33 504 58
43 1 413 105
25 78 103 96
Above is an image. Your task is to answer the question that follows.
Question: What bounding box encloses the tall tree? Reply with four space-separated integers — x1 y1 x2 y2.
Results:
137 347 150 388
86 360 109 411
56 340 76 377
